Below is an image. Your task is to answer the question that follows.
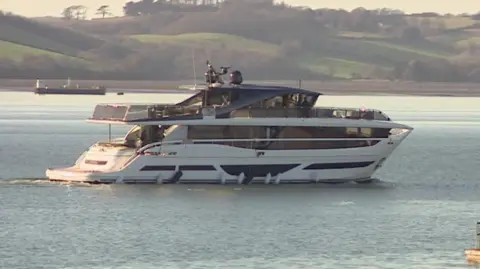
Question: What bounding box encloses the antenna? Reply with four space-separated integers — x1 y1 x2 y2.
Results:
191 47 197 87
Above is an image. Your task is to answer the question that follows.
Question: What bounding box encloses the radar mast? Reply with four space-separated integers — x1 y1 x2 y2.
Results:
204 60 243 87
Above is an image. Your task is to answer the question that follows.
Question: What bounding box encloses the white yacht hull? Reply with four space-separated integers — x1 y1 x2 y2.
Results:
46 129 410 185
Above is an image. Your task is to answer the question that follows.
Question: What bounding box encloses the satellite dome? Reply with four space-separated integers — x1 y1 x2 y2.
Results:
230 70 243 85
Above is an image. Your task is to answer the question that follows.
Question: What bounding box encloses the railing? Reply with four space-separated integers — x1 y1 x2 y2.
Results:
231 107 390 121
90 103 390 122
148 104 202 119
137 140 185 153
90 103 194 121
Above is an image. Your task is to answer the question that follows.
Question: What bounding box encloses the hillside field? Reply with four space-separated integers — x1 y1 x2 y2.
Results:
0 5 479 82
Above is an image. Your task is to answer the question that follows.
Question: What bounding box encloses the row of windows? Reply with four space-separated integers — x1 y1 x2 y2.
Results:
194 140 380 150
177 91 318 109
187 126 391 140
187 126 389 150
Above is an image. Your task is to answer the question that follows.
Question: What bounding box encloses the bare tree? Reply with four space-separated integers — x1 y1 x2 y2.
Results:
61 6 75 20
72 5 88 20
62 5 88 20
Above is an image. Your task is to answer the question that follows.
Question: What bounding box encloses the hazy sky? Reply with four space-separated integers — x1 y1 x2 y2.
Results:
1 0 479 18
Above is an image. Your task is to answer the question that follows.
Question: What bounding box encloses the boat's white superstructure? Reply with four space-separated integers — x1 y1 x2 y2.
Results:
46 61 413 184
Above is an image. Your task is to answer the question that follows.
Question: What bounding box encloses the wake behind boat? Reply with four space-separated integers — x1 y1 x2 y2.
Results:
46 61 413 185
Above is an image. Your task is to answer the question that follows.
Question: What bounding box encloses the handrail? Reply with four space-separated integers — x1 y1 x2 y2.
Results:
90 102 389 122
137 140 185 153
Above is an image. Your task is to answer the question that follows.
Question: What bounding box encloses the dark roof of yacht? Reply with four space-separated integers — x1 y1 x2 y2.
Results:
204 83 323 96
88 83 324 123
176 83 322 108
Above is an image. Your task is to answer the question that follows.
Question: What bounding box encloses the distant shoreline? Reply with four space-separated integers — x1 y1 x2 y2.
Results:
1 79 480 97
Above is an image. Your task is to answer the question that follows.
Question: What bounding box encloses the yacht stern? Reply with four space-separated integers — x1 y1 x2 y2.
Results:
46 167 121 184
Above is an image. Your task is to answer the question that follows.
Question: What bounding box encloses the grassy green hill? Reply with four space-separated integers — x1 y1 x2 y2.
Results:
0 40 71 61
0 5 479 81
0 13 105 56
131 33 281 57
128 32 459 78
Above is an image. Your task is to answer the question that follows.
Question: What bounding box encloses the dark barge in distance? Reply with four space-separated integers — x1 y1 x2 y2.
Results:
34 78 107 95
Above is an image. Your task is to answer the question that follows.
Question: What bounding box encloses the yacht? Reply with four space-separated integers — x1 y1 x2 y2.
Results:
46 61 413 184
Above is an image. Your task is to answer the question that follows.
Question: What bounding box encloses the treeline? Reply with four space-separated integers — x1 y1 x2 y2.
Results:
2 52 479 83
61 2 419 44
116 2 410 36
123 0 228 16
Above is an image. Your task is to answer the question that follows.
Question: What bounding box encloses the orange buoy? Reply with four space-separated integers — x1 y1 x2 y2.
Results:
465 249 480 263
465 222 480 263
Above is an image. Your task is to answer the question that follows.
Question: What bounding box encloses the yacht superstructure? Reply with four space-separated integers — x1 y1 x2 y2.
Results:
46 61 413 184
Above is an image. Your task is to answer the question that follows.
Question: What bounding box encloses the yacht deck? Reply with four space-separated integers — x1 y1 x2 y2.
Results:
88 103 391 123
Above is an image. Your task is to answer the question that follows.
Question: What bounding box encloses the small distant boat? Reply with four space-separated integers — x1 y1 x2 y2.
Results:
34 78 107 95
465 221 480 263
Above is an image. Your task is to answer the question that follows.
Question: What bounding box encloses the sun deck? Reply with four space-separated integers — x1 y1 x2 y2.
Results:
88 103 391 123
88 73 390 124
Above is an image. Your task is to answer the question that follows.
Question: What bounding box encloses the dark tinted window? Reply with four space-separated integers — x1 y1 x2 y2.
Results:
187 125 389 150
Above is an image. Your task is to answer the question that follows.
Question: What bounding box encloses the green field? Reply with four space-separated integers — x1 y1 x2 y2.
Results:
130 32 457 78
0 28 464 78
131 33 281 57
0 40 83 62
1 11 478 80
296 56 378 78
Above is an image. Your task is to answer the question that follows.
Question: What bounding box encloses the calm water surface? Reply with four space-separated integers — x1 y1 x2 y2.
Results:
1 92 480 269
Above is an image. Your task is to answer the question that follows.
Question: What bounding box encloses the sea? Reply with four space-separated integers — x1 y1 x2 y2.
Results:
1 91 480 269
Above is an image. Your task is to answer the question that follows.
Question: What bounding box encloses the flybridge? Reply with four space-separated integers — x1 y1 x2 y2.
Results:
87 103 391 124
86 60 390 124
88 103 203 123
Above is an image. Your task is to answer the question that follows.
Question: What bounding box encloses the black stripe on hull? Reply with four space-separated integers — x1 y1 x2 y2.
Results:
179 165 216 171
140 165 176 171
303 161 375 170
140 165 216 171
140 162 374 173
123 179 157 184
220 164 300 177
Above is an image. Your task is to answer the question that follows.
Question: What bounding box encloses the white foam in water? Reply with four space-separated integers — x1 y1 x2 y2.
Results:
334 201 355 206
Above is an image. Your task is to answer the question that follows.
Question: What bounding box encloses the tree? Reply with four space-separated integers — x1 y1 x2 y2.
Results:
61 6 74 20
72 5 88 20
62 5 87 20
96 5 113 18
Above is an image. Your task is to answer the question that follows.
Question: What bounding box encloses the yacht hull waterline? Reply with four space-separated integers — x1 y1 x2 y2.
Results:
45 60 413 185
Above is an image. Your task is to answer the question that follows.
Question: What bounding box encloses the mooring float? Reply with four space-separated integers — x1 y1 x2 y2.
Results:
465 221 480 262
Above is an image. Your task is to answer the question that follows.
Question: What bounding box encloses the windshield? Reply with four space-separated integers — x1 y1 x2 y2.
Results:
123 125 169 148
